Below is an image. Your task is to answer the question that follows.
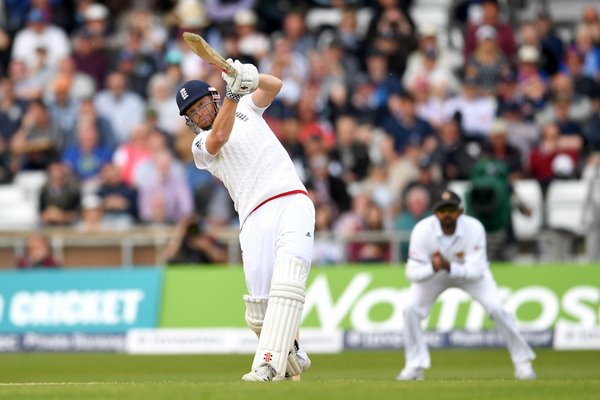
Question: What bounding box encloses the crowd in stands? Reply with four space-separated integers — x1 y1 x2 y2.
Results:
1 0 600 266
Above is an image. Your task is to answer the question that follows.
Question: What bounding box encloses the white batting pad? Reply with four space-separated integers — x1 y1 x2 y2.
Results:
251 256 309 379
244 295 268 336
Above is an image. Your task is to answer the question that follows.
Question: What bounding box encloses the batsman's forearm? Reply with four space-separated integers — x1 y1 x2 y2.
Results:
252 74 282 108
207 100 237 152
258 74 282 92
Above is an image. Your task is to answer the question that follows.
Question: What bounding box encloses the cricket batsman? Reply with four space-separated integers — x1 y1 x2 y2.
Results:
176 59 314 381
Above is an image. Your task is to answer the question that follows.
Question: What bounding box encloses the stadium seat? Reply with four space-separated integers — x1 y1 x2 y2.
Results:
0 185 38 230
511 180 543 241
447 180 471 205
545 180 588 236
13 171 48 202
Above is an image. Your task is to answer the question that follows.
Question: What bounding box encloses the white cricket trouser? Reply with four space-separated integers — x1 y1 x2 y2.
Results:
240 194 315 297
403 269 535 369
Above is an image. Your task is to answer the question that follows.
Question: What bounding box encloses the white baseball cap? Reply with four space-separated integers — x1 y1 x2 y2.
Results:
419 24 438 37
234 9 257 26
476 25 497 41
84 4 108 20
518 46 540 63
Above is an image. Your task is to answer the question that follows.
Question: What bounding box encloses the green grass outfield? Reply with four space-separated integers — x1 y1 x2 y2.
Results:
0 350 598 400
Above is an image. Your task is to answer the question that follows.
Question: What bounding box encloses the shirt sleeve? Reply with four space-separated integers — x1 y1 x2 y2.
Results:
448 222 489 281
191 130 217 169
244 94 268 116
405 223 435 282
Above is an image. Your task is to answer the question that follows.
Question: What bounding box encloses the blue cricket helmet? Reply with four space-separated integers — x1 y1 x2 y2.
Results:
176 80 220 116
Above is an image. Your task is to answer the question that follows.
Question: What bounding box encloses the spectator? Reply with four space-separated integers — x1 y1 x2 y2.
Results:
79 3 111 50
365 4 417 78
499 101 540 163
465 24 509 95
147 73 181 137
354 50 402 125
10 8 71 72
72 28 110 91
464 0 517 60
585 101 600 152
312 203 343 266
306 154 351 217
395 185 431 261
535 11 564 75
45 56 96 102
430 118 477 181
46 73 80 139
529 123 580 195
0 78 28 144
404 24 462 96
536 73 593 128
329 114 371 185
515 45 548 120
112 28 159 99
381 91 434 154
384 138 421 209
16 233 59 269
10 99 65 171
278 9 317 56
7 58 46 102
402 156 445 208
519 21 560 76
572 24 600 81
443 77 496 141
93 71 146 144
297 88 336 150
112 122 153 186
259 36 309 107
62 122 113 189
165 214 228 264
562 48 600 100
39 162 80 226
233 9 270 63
95 163 138 227
76 194 110 232
481 119 525 181
136 150 194 225
350 200 390 263
76 98 118 151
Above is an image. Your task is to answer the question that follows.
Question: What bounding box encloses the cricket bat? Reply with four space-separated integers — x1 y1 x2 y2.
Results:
182 32 237 76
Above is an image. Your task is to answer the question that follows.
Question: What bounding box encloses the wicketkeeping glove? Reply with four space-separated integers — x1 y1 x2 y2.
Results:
222 58 259 96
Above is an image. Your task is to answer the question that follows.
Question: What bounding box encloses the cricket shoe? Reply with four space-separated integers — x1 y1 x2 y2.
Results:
242 363 277 382
514 361 536 380
396 367 424 381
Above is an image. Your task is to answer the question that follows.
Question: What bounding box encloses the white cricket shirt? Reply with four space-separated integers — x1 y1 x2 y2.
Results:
405 214 489 282
191 95 306 225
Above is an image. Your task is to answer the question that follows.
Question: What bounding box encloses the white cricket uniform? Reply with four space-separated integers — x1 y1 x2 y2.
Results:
402 214 535 369
191 95 315 297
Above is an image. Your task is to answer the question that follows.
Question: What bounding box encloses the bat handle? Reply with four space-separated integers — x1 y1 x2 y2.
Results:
225 64 237 77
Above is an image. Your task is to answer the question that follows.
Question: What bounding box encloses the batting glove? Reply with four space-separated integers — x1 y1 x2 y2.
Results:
222 58 242 88
222 59 259 96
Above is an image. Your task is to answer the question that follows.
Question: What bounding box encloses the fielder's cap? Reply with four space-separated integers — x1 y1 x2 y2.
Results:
432 189 461 211
476 24 497 41
176 80 220 116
